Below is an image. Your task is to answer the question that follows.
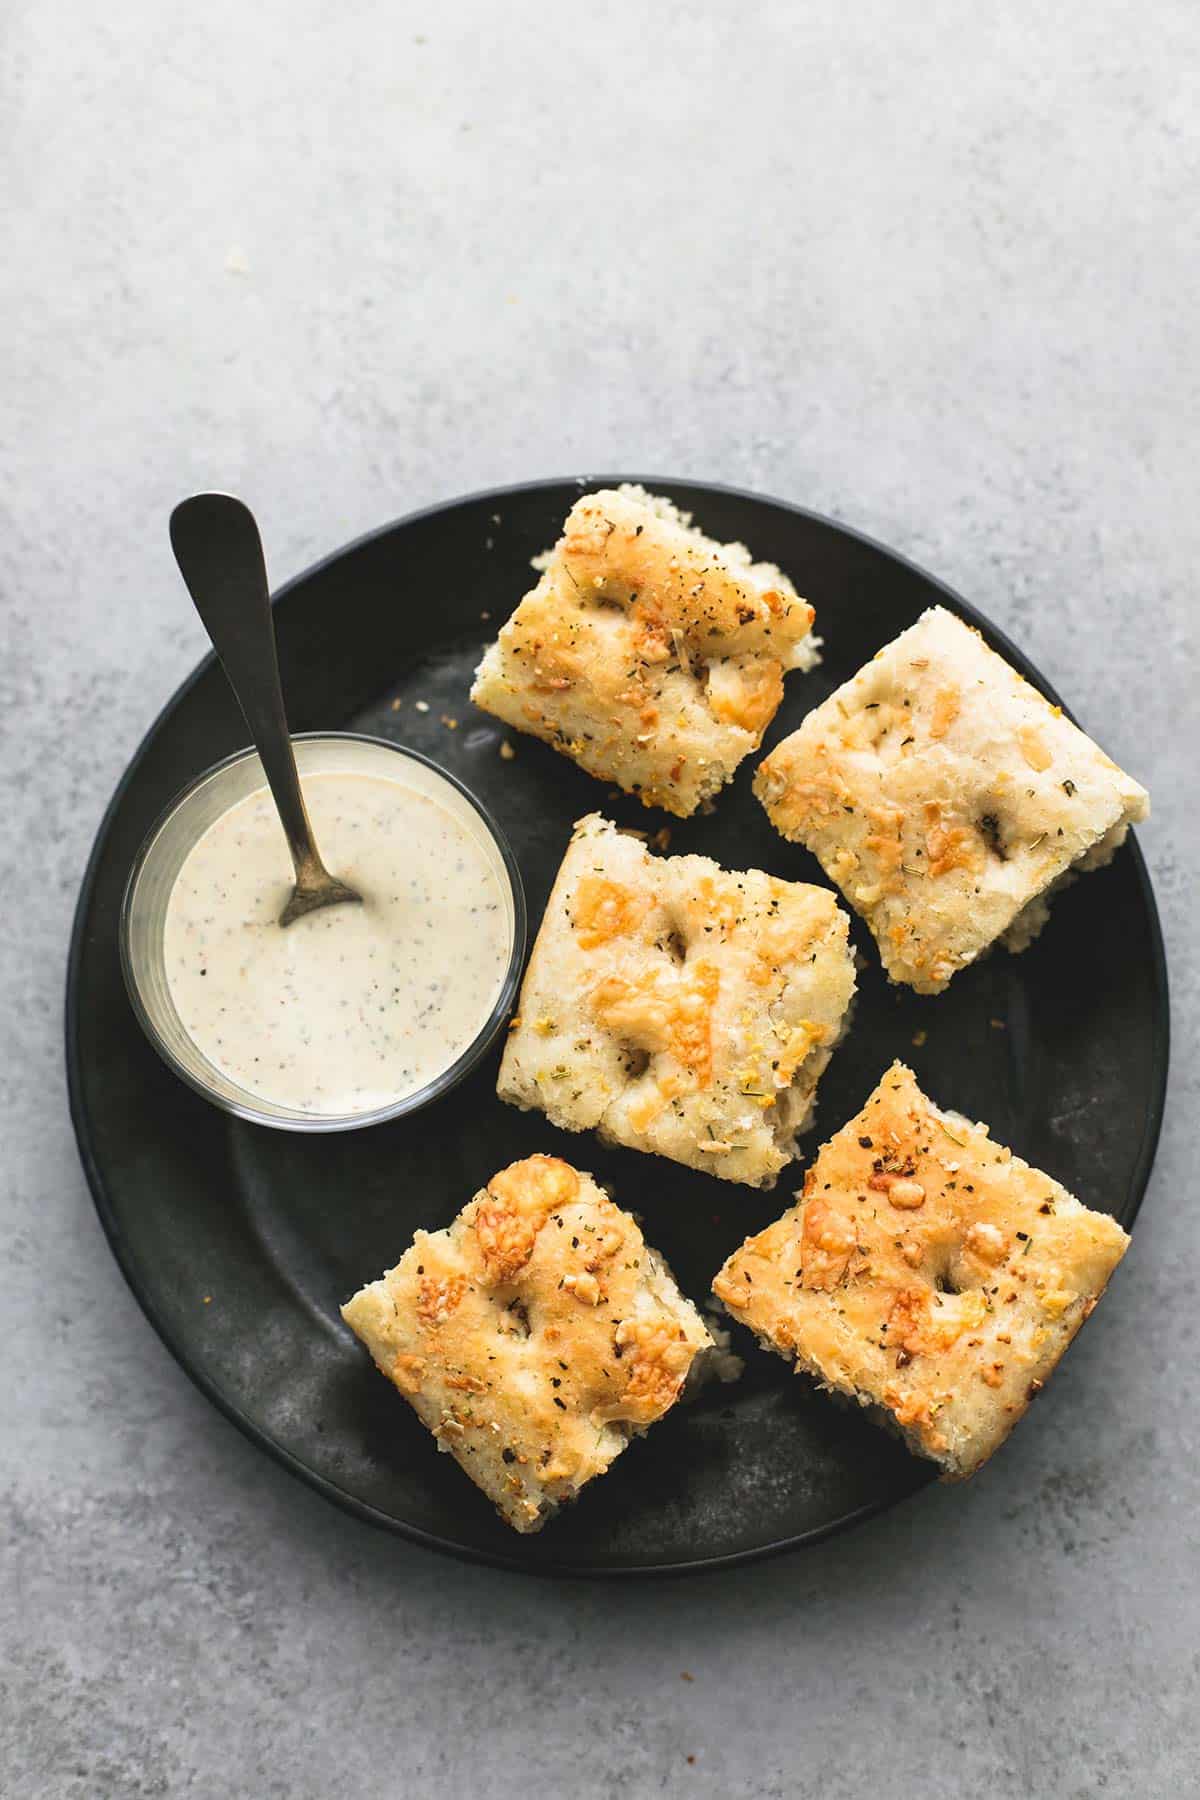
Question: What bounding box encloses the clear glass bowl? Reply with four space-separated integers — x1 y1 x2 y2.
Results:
120 732 526 1132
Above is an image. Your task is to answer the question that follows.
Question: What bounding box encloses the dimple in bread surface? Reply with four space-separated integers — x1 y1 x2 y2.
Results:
341 1155 713 1533
712 1062 1130 1478
754 605 1150 992
471 485 818 817
498 814 857 1188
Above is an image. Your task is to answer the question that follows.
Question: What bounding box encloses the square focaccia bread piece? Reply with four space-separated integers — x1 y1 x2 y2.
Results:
341 1155 714 1533
472 484 818 817
498 814 856 1188
713 1062 1130 1478
754 605 1149 993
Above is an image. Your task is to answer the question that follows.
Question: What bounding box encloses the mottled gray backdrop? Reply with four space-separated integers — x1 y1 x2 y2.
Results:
2 3 1197 1796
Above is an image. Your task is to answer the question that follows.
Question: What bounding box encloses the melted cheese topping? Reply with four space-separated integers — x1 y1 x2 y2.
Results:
472 486 818 817
756 606 1149 991
714 1062 1130 1476
498 815 857 1188
341 1156 712 1531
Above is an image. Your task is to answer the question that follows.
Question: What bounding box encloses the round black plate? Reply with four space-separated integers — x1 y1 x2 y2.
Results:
66 478 1169 1576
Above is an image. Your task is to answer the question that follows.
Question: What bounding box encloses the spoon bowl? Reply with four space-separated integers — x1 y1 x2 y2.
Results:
169 493 363 926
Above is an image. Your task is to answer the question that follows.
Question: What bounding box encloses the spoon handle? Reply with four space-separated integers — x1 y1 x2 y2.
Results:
168 493 328 893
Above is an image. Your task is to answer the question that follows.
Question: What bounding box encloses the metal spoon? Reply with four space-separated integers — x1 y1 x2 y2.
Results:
169 492 362 927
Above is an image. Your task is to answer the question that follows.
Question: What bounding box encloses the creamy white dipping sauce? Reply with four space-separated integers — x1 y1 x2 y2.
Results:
163 771 511 1115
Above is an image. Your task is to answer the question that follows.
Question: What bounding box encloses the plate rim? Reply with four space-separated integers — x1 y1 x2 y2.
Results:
64 474 1171 1578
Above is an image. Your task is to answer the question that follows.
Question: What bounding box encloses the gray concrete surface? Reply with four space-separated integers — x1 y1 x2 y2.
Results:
2 2 1197 1795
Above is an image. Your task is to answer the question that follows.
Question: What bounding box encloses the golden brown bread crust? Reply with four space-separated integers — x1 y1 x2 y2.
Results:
754 606 1149 992
712 1062 1129 1477
472 485 818 817
341 1155 713 1532
498 815 857 1187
